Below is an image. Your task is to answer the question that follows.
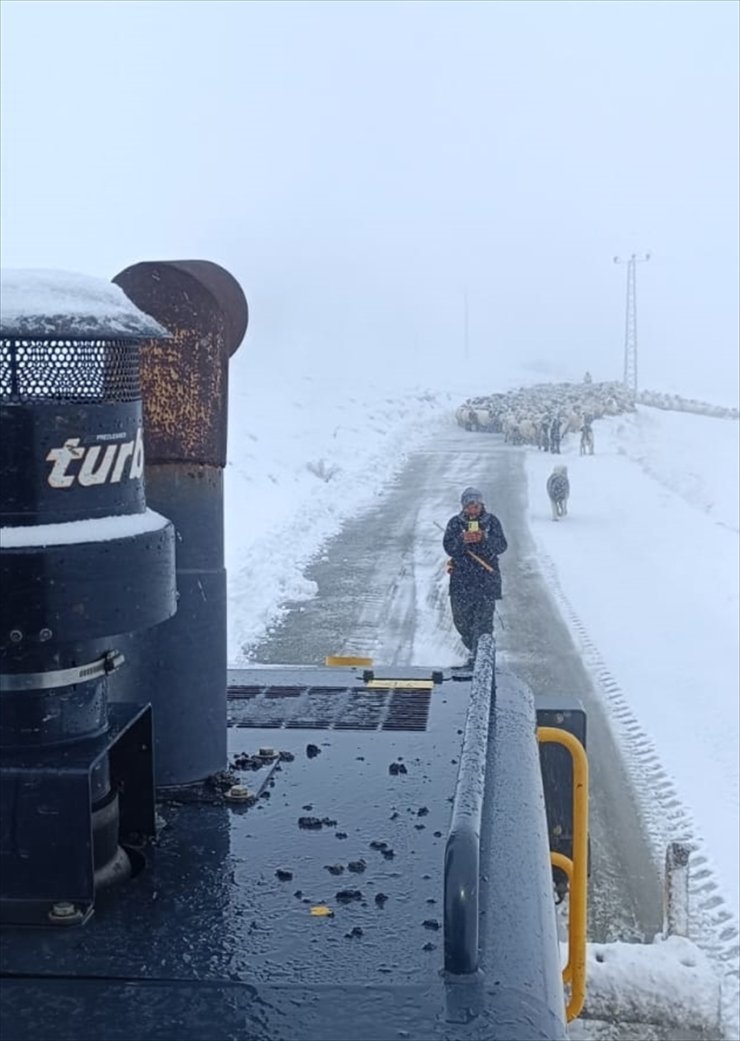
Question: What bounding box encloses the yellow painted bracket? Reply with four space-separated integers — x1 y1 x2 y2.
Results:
323 657 435 690
324 656 373 668
537 726 589 1023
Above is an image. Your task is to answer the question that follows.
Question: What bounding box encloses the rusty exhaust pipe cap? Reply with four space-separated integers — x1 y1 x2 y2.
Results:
112 261 248 468
114 261 248 357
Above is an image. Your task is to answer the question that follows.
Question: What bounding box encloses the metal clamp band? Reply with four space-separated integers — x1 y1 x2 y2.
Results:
0 651 125 693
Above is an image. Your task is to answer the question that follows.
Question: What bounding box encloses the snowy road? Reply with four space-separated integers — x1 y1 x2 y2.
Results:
249 428 666 963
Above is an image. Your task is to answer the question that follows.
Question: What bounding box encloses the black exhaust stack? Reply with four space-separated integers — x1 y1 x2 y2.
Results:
0 273 176 925
111 261 248 789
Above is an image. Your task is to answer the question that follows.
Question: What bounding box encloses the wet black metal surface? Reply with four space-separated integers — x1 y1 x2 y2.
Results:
109 463 227 788
0 703 155 924
0 978 560 1041
1 524 176 648
0 664 566 1040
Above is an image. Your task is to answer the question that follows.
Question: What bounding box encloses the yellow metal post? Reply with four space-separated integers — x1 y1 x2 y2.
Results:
550 851 574 984
538 726 589 1022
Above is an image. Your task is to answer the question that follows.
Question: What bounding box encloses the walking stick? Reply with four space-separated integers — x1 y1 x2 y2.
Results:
465 549 495 572
433 521 495 572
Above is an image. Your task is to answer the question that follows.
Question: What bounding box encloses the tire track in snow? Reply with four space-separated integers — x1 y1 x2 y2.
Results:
536 546 739 1037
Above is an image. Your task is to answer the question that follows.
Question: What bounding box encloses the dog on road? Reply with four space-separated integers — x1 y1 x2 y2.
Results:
547 465 570 520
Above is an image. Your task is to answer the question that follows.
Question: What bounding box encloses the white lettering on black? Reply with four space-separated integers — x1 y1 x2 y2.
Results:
46 438 86 488
46 429 145 489
130 427 144 480
110 439 135 484
95 431 127 443
78 444 118 486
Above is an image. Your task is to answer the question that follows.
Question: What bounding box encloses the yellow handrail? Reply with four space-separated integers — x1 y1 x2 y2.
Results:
551 851 574 984
537 726 589 1022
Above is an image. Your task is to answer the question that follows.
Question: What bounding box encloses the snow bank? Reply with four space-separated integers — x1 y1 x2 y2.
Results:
577 936 721 1036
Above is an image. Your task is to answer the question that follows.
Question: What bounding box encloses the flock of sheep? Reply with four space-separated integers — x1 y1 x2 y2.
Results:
636 389 739 421
454 379 634 449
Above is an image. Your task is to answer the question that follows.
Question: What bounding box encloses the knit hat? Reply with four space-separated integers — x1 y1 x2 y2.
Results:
461 486 484 507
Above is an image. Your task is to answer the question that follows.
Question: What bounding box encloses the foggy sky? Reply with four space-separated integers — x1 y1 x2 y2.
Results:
1 0 738 400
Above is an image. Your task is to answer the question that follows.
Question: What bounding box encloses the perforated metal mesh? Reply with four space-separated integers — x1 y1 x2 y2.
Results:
227 684 432 732
0 339 141 403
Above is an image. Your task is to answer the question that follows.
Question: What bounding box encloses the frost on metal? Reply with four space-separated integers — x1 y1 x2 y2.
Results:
0 269 169 340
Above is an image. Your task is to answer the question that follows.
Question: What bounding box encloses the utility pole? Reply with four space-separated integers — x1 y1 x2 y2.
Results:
613 252 650 397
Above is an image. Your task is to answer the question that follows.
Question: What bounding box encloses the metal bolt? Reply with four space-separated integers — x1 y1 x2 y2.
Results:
9 630 23 643
51 901 76 916
39 628 53 642
225 784 251 802
48 902 84 925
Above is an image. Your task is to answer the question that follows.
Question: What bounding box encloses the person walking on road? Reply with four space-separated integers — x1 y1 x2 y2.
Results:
443 487 508 666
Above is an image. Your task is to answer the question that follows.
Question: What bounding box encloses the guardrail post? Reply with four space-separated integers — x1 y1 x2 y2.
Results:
663 840 691 938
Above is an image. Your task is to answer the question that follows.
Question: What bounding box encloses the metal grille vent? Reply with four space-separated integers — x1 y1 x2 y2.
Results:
0 339 142 403
227 685 431 732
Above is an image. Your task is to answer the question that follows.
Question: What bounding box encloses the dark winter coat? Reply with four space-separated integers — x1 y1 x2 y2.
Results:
443 510 508 600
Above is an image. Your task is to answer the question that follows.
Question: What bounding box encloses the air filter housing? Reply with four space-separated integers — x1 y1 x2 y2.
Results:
0 269 177 925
